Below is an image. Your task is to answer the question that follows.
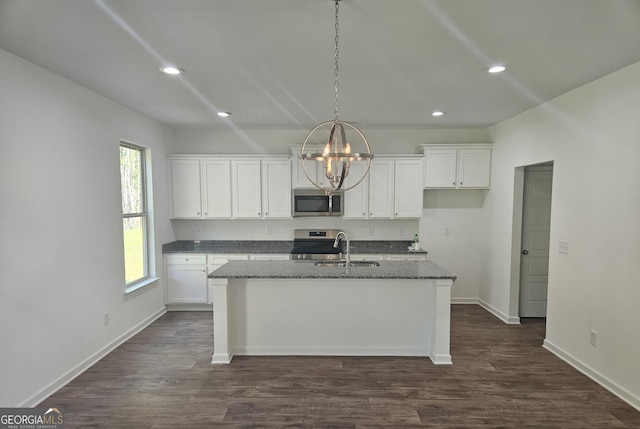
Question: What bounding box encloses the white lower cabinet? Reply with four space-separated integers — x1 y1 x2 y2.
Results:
166 252 426 309
165 254 208 305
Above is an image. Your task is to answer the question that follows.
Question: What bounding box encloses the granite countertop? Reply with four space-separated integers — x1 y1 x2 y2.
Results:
162 240 428 255
208 260 455 280
162 240 293 254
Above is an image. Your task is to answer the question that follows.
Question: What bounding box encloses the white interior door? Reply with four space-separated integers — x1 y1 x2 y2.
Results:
519 165 553 317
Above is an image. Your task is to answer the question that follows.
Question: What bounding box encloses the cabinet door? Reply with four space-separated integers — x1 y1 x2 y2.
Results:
424 149 457 188
342 162 369 218
457 149 491 188
262 160 292 218
166 265 207 304
293 156 319 188
231 160 262 218
170 159 202 218
202 160 232 218
394 159 423 218
368 160 394 218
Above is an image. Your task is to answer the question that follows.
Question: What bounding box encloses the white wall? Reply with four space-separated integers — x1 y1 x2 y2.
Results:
420 190 489 302
485 61 640 408
0 49 175 406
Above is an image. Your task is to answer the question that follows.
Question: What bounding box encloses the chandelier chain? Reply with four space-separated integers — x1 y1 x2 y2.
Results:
333 0 340 120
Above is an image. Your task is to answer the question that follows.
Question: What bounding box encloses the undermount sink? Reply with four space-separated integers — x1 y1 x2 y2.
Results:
314 260 380 267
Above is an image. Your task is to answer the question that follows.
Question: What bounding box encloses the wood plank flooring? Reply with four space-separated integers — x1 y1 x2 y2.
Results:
40 305 640 428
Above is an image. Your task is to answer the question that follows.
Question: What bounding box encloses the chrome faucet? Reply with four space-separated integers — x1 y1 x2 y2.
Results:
333 231 350 267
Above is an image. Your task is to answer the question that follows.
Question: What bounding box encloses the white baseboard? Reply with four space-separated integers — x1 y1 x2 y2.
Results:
20 307 167 407
451 297 479 304
166 303 213 312
543 339 640 412
233 345 430 357
478 298 521 324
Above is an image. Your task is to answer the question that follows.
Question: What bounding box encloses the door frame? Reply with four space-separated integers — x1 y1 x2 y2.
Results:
507 161 554 323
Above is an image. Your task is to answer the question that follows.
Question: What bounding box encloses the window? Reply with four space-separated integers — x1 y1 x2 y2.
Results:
120 142 154 289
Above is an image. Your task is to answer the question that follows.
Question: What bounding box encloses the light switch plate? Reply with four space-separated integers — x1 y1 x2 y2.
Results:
559 240 569 254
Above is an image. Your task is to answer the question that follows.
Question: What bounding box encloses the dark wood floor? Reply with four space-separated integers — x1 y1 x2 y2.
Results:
40 305 640 428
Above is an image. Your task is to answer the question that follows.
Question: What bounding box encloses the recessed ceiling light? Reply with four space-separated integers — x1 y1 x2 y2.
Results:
487 65 507 74
159 66 184 75
217 111 231 118
431 111 445 117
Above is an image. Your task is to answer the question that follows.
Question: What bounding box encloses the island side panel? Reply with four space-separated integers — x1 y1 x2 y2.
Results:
220 278 448 361
429 279 453 365
211 279 232 364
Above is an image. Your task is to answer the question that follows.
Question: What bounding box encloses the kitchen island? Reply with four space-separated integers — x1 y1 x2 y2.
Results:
208 259 456 365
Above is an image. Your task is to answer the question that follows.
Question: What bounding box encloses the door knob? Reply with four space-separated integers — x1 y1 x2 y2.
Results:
522 250 529 255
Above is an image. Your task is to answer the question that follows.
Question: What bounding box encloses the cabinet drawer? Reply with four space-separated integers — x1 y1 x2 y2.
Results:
207 254 249 265
249 254 290 261
166 254 206 265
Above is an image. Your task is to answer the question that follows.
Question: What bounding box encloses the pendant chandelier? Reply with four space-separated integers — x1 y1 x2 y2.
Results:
300 0 373 193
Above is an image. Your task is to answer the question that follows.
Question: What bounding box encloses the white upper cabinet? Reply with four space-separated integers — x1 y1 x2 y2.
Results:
344 156 422 219
231 160 262 218
261 159 292 218
421 144 492 189
169 155 292 220
343 162 369 218
202 160 232 218
423 149 457 188
170 159 202 218
290 145 329 189
393 158 423 217
457 149 492 188
368 159 395 218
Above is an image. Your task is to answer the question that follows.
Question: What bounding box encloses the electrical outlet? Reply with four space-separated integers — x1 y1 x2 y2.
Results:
559 240 569 254
104 312 110 326
399 228 405 237
590 330 597 347
266 225 273 235
368 227 374 236
196 225 202 234
444 227 451 236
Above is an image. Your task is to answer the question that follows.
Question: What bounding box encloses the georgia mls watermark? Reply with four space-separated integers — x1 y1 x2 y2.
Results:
0 408 64 429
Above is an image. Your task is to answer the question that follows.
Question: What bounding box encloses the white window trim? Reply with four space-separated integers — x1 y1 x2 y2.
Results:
120 140 157 294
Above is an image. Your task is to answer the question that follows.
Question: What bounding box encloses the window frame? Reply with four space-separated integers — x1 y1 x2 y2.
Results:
120 141 158 293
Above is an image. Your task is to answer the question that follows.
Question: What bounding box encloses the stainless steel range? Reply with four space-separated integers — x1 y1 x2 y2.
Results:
290 229 343 260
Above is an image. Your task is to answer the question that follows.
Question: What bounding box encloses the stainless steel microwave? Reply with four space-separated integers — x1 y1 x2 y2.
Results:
293 189 343 217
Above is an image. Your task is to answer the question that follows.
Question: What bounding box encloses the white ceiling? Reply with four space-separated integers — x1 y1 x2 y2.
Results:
1 0 639 130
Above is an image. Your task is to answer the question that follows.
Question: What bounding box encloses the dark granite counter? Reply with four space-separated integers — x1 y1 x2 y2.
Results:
162 240 292 254
208 260 455 280
162 240 428 255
